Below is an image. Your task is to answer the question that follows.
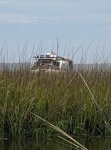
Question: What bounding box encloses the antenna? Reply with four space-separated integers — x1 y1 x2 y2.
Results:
57 37 59 56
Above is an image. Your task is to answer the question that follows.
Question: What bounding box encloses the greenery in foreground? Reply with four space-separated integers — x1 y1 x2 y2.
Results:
0 67 111 140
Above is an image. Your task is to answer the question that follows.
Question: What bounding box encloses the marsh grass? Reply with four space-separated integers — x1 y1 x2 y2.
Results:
31 112 88 150
0 42 111 147
0 67 111 140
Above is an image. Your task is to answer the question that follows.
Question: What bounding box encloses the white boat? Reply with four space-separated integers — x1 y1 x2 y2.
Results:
31 51 73 73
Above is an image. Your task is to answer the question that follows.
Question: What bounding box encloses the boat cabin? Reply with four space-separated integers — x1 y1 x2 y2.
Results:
31 51 73 72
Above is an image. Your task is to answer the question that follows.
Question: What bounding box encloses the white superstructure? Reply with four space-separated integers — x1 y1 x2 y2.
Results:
31 51 73 72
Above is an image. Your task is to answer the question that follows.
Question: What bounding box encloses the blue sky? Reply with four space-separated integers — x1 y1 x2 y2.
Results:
0 0 111 63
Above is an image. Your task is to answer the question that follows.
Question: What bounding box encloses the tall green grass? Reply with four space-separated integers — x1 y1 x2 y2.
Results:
0 66 111 141
0 39 111 144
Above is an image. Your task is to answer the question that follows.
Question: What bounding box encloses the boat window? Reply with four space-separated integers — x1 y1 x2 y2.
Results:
53 61 60 66
46 55 50 58
37 59 53 65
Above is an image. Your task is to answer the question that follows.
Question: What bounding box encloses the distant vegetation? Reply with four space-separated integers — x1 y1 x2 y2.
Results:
0 62 31 71
1 62 111 72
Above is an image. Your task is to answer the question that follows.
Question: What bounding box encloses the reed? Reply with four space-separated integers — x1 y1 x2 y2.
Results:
0 67 111 140
0 43 111 147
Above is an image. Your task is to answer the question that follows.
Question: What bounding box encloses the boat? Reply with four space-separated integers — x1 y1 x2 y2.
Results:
31 51 73 73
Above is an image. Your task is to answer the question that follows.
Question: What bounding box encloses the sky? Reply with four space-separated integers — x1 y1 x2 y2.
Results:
0 0 111 63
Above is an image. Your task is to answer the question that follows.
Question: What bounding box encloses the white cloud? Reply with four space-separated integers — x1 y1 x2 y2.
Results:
0 0 111 26
0 13 35 24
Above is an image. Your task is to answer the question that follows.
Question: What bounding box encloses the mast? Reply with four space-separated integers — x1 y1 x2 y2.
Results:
57 37 59 56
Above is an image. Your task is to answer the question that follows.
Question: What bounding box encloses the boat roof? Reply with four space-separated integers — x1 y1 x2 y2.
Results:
33 52 72 62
